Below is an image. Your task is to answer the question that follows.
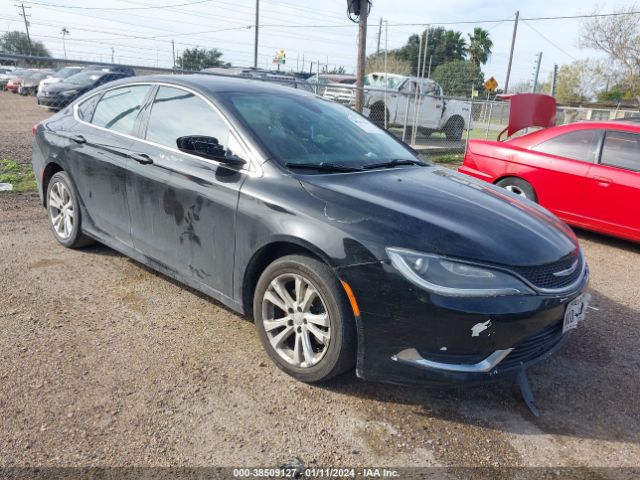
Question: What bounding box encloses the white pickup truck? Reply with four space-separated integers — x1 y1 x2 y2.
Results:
324 73 472 140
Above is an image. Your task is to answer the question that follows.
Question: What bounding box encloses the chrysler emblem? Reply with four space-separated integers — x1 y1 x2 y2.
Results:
552 259 579 277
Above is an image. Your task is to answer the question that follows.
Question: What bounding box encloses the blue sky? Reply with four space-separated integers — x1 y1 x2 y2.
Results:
0 0 629 88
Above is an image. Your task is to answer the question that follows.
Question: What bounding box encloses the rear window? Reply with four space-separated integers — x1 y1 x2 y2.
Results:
532 129 601 163
601 130 640 172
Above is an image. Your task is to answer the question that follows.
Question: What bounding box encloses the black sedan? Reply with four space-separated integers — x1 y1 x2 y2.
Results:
31 75 589 385
37 68 134 110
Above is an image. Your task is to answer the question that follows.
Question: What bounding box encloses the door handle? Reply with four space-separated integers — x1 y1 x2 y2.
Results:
129 153 154 165
593 175 612 186
70 134 86 144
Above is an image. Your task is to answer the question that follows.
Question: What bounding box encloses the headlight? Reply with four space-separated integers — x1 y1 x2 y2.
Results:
61 89 79 96
386 247 534 297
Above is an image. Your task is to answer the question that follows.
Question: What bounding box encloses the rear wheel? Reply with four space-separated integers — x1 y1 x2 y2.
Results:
46 171 94 248
368 102 388 127
496 177 538 202
253 255 356 383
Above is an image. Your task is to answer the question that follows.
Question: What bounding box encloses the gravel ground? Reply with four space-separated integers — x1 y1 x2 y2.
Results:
1 92 640 474
0 92 50 164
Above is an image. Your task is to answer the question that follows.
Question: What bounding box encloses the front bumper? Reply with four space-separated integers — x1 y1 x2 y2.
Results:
338 260 588 385
37 94 70 109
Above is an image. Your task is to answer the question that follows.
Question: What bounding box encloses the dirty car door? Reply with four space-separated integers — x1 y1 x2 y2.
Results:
68 84 151 247
125 85 248 299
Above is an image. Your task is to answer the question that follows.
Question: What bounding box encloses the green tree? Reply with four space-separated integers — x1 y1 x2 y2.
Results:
555 59 605 104
0 31 51 61
432 60 484 97
467 27 493 66
176 48 229 70
391 27 467 75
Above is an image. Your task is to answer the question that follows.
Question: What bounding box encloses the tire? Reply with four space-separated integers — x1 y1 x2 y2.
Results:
444 116 465 141
46 171 94 248
496 177 538 202
253 254 356 383
418 127 433 137
368 103 388 127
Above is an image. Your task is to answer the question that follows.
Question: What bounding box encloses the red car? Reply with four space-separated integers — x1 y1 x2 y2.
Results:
459 120 640 243
5 78 20 93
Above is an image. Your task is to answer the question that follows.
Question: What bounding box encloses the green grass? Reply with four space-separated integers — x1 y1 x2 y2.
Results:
429 153 464 166
0 160 37 193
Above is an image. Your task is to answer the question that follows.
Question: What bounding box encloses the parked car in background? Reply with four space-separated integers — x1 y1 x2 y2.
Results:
0 66 18 90
32 75 589 387
5 69 33 93
304 74 355 96
37 66 83 95
37 68 135 110
19 70 54 96
459 120 640 243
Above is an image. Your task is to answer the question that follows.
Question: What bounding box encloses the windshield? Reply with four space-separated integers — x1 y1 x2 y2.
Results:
364 73 405 90
224 92 419 170
54 67 81 78
65 71 104 85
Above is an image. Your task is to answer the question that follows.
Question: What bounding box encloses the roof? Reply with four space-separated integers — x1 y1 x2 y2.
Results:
106 73 313 98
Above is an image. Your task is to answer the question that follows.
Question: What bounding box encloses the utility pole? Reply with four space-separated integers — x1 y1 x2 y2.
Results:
15 2 32 54
376 17 382 55
427 55 432 78
60 27 69 59
504 10 519 94
172 39 176 70
531 51 542 93
354 0 369 113
253 0 259 68
550 63 558 96
111 47 114 63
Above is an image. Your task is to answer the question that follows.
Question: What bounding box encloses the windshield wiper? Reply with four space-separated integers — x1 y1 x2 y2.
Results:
285 162 361 173
362 159 426 170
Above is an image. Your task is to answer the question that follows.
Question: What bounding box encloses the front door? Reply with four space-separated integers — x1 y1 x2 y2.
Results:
125 85 249 298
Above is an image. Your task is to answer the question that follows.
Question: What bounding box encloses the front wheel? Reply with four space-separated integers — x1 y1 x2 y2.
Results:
496 177 538 202
444 117 465 141
253 255 356 383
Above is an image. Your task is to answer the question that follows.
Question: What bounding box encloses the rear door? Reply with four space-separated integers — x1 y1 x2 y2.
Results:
67 84 152 246
585 129 640 238
523 128 603 224
125 84 251 299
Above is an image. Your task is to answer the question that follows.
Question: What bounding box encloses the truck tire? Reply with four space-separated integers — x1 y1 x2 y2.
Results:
368 102 389 127
444 116 465 141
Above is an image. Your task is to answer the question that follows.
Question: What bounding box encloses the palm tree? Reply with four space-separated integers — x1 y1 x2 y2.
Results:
60 27 69 59
467 27 493 66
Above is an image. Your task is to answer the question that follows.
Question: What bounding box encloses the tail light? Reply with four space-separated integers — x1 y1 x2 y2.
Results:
32 123 38 135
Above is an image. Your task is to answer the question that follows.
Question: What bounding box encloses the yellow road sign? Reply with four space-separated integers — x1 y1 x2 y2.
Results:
484 76 498 92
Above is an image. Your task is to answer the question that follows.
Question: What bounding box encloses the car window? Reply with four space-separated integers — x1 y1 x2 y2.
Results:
145 86 230 151
77 94 102 122
91 85 150 135
601 131 640 172
532 129 600 162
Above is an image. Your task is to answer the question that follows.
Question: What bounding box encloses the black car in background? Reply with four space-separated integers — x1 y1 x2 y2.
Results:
31 75 589 386
37 67 135 110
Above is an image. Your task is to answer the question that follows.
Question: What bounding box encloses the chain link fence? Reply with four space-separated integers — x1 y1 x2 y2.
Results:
3 53 640 162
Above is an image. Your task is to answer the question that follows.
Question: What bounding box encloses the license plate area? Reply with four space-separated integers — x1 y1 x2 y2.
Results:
563 293 590 334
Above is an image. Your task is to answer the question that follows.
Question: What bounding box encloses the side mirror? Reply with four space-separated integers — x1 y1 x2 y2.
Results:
176 135 246 166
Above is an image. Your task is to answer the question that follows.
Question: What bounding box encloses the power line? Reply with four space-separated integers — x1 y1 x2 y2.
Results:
522 20 577 61
21 0 215 11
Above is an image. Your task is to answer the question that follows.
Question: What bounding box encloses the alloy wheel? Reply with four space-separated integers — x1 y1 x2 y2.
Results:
504 185 527 197
261 273 331 368
48 181 75 240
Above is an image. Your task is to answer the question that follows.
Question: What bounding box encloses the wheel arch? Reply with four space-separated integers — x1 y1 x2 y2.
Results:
41 162 65 207
241 238 335 318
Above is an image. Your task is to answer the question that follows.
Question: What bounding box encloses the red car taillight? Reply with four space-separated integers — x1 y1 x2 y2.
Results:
32 123 38 135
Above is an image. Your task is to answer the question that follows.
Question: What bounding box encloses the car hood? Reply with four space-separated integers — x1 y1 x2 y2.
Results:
298 166 578 267
43 81 89 93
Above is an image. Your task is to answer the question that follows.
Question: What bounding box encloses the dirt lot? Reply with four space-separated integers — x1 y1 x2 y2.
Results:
1 92 640 474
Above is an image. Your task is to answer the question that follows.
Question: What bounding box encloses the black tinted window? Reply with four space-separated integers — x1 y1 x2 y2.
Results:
91 85 150 135
533 129 600 162
145 86 230 150
601 131 640 172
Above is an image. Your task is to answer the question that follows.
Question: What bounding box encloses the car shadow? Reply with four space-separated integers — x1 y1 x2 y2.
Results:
574 228 640 254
